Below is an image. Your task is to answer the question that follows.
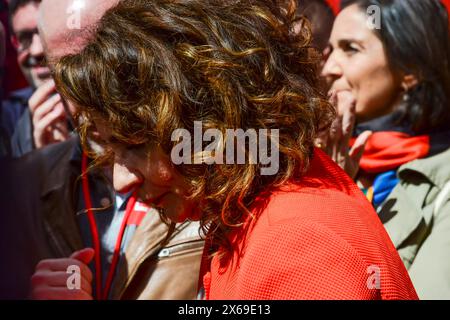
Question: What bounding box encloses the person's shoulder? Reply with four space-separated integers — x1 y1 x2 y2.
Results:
4 87 34 101
1 137 81 207
2 87 33 108
262 171 373 229
249 148 377 237
15 136 79 180
239 210 380 299
244 192 418 299
301 148 364 198
245 186 377 269
247 158 396 269
1 88 33 138
21 136 77 162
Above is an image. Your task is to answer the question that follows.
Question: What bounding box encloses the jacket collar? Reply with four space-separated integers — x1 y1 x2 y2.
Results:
398 147 450 189
110 208 175 299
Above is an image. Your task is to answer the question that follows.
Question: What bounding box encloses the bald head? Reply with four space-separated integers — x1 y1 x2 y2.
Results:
38 0 118 62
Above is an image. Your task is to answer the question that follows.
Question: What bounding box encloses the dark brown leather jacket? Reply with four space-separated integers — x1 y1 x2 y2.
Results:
0 137 204 299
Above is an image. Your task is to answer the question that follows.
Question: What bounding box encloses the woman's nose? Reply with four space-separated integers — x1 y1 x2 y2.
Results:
321 52 342 79
113 162 143 194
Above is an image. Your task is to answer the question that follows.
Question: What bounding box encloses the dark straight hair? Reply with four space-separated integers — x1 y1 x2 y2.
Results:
341 0 450 133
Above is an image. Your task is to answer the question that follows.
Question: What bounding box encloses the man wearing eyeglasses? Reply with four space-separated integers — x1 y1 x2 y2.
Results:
1 0 69 157
0 0 204 300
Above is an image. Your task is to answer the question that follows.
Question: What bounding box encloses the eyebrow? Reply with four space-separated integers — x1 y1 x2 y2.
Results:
329 38 365 49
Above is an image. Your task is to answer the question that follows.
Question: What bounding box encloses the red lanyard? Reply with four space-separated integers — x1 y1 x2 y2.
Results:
81 152 137 300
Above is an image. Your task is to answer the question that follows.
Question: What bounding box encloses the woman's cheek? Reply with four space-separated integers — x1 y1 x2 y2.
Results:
343 67 366 114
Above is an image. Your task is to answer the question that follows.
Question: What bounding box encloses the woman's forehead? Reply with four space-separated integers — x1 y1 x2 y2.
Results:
331 5 374 44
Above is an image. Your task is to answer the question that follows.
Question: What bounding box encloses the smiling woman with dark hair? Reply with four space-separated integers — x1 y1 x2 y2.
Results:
54 0 417 299
322 0 450 299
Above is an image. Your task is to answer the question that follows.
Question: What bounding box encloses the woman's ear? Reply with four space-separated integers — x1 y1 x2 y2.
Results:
401 74 419 91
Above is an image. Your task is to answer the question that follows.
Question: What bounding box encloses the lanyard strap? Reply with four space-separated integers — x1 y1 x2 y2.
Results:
81 152 136 300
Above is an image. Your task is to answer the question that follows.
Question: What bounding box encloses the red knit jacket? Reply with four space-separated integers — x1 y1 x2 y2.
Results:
200 149 418 300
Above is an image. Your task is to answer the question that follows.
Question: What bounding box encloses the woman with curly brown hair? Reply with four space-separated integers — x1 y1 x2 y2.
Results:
54 0 418 299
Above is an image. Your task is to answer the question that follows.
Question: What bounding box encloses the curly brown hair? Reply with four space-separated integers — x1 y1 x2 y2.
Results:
54 0 334 254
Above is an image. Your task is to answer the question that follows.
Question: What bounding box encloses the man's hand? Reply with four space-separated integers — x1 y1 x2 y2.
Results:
29 80 70 149
30 248 95 300
315 91 372 179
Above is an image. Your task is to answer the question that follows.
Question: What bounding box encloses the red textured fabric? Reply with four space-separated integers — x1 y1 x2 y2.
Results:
201 149 418 300
353 131 430 174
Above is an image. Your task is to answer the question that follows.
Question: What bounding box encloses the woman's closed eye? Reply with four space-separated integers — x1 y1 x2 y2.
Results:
339 40 361 55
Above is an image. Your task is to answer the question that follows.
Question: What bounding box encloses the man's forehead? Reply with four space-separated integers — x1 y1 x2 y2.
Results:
12 2 40 31
39 26 91 64
39 0 117 28
38 0 118 61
